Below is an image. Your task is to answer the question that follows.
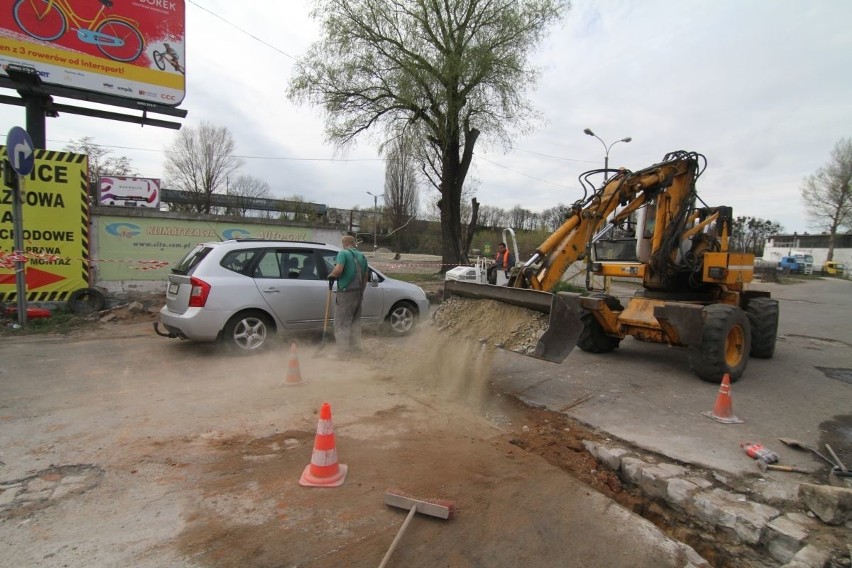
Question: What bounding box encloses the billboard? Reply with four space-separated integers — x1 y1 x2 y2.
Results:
96 217 315 281
0 145 90 302
99 175 160 208
0 0 185 106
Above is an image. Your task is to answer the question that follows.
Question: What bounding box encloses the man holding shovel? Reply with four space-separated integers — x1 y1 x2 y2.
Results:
327 235 369 360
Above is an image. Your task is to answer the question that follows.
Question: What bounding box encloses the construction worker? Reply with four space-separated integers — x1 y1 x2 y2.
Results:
327 235 369 359
487 242 514 285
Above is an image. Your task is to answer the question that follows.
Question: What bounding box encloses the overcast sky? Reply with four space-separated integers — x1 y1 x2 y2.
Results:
2 0 850 234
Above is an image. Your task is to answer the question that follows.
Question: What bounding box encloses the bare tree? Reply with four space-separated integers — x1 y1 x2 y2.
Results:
164 122 243 214
289 0 568 270
730 216 783 257
383 137 420 253
224 175 273 218
801 138 852 262
64 136 137 186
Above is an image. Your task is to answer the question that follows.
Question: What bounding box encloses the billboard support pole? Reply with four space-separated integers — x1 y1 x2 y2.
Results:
24 94 49 149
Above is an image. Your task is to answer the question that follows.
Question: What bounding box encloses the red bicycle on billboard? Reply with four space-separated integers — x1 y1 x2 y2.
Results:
12 0 144 62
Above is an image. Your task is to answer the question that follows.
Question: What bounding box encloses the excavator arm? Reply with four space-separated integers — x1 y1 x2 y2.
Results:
513 153 700 291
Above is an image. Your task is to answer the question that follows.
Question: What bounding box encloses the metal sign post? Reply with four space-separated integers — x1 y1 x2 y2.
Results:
5 126 36 327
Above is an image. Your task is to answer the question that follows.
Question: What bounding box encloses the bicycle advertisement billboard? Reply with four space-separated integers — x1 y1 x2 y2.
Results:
0 0 185 106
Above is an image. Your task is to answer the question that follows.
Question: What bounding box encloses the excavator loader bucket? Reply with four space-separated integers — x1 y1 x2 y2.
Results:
440 280 584 363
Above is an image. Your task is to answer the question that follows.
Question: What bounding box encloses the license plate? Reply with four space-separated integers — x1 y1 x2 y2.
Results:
168 283 179 295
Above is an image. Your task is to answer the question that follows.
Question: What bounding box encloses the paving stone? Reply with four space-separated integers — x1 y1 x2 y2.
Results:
640 463 688 499
766 514 810 564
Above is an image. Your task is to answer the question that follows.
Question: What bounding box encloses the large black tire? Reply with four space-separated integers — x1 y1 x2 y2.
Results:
688 304 751 383
222 311 274 353
747 297 779 358
67 288 106 314
577 294 623 353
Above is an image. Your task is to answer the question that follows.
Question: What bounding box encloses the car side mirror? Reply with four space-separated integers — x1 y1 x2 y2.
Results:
369 271 379 287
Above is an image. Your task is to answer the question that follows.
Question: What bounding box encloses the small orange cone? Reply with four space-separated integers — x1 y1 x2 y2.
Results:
299 402 348 487
702 373 744 424
284 342 304 386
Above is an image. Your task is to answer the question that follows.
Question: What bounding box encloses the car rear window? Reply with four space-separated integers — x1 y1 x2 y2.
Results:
221 249 262 275
172 245 212 275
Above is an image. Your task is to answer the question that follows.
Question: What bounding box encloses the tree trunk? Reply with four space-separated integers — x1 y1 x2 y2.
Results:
437 127 480 272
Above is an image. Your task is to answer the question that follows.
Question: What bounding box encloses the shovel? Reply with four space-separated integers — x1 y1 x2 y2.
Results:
316 279 334 356
778 438 837 467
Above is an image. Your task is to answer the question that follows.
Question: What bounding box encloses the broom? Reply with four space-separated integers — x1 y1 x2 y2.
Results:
378 489 456 568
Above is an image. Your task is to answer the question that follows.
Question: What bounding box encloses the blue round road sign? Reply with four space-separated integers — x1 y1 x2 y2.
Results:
6 126 35 176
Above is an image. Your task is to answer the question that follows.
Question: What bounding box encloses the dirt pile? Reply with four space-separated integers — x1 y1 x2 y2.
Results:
430 295 549 355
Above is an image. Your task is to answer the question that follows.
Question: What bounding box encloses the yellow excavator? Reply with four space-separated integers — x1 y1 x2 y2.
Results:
444 151 779 382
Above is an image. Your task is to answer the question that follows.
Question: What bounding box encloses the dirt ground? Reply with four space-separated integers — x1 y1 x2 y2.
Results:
2 290 700 568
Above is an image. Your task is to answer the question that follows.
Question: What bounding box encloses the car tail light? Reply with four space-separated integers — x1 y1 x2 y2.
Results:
188 277 211 307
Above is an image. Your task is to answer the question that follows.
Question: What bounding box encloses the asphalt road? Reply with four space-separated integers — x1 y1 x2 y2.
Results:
494 277 852 477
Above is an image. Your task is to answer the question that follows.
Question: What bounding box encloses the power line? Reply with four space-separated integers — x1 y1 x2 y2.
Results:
186 0 297 60
40 137 383 162
475 153 583 193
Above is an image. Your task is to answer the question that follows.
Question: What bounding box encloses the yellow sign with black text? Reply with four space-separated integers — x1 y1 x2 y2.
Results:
0 147 90 302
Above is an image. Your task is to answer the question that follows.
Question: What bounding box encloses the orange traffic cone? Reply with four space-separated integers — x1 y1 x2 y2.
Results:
702 373 744 424
299 402 348 487
284 342 304 386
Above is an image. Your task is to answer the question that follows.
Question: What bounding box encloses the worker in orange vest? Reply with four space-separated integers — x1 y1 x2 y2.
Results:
487 242 514 284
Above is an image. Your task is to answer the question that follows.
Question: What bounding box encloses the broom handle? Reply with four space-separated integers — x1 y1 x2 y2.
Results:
378 505 417 568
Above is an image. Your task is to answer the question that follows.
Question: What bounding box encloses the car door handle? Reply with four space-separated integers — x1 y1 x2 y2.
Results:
262 288 281 294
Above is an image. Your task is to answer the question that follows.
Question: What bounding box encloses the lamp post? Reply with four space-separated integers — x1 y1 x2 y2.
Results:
583 128 632 180
366 191 384 252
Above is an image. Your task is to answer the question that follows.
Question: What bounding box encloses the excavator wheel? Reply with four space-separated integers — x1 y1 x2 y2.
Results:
577 294 623 354
746 297 779 358
688 304 751 383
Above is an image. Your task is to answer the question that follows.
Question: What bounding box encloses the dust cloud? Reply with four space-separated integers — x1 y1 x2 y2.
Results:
368 296 549 412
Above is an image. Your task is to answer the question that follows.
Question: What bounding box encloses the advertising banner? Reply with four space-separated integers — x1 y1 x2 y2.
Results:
0 0 186 105
0 146 90 302
99 176 160 208
97 217 315 281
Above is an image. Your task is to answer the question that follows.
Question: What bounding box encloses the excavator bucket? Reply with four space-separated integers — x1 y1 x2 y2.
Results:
439 280 584 363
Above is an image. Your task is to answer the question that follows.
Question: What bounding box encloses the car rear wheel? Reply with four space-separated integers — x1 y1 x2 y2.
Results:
383 302 417 336
222 311 274 353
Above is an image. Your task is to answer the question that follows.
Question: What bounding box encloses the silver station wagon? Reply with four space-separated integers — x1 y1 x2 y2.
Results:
155 239 430 352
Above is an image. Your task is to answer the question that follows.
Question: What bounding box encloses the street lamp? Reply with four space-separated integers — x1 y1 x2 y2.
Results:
366 191 384 252
583 128 632 180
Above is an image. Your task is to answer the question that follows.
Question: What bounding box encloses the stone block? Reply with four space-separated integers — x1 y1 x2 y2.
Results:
640 463 688 499
596 446 629 471
666 477 700 510
620 457 650 486
766 513 809 564
798 483 852 525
